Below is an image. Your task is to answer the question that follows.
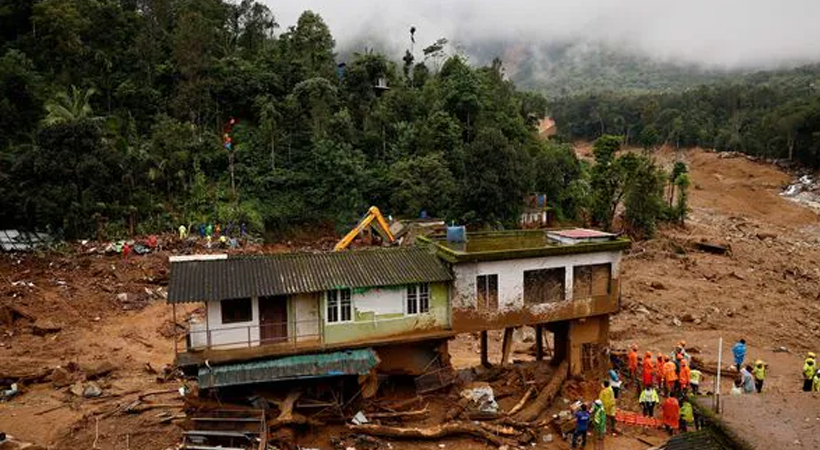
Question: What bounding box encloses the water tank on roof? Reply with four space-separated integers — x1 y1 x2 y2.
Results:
446 226 466 243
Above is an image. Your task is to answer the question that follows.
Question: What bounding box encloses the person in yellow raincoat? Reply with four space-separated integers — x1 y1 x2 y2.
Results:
753 360 767 393
599 380 617 434
803 352 816 392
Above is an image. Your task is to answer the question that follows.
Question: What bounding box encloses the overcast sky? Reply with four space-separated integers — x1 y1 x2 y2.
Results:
265 0 820 68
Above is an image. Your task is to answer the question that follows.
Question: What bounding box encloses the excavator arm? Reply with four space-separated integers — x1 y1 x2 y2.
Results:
334 206 396 251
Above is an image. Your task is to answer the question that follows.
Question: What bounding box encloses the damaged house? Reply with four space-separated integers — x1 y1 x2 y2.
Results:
167 229 630 391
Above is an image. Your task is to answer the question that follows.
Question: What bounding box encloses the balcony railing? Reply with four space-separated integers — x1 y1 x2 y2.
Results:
178 319 322 354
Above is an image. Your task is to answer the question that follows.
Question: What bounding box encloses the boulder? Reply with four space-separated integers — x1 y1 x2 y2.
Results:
681 313 696 323
83 381 103 398
50 367 71 388
650 281 666 290
672 317 682 327
31 320 61 336
83 361 116 380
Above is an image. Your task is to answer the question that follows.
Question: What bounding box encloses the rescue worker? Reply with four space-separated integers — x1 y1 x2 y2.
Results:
591 399 606 450
803 352 816 392
689 365 703 394
679 398 694 432
678 340 691 364
178 224 188 239
599 380 617 435
642 351 655 388
678 359 691 395
571 403 590 449
639 385 659 417
662 396 680 435
813 367 820 392
663 356 678 397
656 353 665 388
628 344 639 389
740 365 755 394
607 368 622 399
753 360 767 393
732 339 747 372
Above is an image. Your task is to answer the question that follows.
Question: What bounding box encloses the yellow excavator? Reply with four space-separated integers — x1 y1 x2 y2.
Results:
334 206 396 251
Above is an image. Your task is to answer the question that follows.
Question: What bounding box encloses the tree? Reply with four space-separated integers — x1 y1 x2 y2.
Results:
389 153 457 219
43 86 100 126
623 157 665 239
589 135 623 230
460 128 528 226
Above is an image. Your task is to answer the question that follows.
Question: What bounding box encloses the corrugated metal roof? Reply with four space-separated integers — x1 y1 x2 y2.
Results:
197 348 380 388
168 247 453 303
0 230 52 252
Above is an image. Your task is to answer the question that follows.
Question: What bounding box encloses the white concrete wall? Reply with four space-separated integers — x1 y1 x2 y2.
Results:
202 297 260 349
293 293 320 342
452 251 622 311
354 286 405 316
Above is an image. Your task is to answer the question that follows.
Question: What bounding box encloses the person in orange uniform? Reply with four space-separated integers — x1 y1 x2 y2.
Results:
662 396 680 435
628 344 640 389
642 351 655 388
656 353 665 390
663 357 678 396
678 359 691 395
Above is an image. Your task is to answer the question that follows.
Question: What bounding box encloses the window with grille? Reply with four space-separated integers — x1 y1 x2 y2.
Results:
582 343 602 372
573 264 612 299
326 289 352 323
407 283 430 315
523 268 566 304
476 274 499 310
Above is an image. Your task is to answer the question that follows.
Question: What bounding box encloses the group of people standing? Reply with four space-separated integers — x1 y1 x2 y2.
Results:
730 339 768 394
801 351 820 392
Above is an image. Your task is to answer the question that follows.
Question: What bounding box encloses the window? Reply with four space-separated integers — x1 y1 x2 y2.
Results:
407 284 430 315
573 264 612 299
221 298 252 324
326 289 352 323
523 268 566 304
476 275 499 310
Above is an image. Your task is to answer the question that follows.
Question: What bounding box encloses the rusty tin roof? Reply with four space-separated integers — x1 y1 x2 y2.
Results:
168 247 452 303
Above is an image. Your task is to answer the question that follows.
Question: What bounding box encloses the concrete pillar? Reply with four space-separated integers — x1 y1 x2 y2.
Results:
535 324 544 361
500 327 514 365
480 330 490 367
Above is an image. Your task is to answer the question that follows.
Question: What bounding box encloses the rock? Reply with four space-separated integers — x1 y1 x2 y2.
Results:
635 307 651 315
694 318 702 325
513 326 535 343
83 381 103 398
681 313 696 323
650 281 666 290
711 307 721 315
83 361 116 380
498 445 509 450
541 434 553 443
773 346 790 353
50 367 71 388
69 381 84 397
31 320 61 336
672 317 682 327
726 310 735 318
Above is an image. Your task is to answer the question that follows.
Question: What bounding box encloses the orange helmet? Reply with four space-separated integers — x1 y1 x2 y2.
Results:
676 353 683 360
645 351 652 357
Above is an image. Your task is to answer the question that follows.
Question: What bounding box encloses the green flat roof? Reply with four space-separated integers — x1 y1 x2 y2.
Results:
418 229 631 263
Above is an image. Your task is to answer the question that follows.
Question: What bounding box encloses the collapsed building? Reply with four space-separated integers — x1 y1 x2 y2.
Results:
167 228 630 392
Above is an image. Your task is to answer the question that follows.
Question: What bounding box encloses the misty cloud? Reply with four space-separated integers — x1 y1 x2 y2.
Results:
265 0 820 68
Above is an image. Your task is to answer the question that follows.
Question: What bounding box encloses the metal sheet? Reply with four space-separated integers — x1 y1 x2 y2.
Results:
197 348 380 388
169 247 452 303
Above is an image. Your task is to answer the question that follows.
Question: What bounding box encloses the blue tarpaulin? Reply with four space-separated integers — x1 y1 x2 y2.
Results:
198 348 380 388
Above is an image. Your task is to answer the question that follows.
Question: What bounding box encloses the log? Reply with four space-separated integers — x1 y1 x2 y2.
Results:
0 368 50 384
367 407 428 419
348 422 515 446
507 387 535 416
514 360 568 422
138 388 180 401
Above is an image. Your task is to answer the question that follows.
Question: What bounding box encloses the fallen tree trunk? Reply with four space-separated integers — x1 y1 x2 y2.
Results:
367 407 428 419
507 387 535 416
514 360 568 422
0 368 50 385
348 423 515 447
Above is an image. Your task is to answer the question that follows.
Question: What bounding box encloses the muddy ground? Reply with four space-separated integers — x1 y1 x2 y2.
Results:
2 146 820 449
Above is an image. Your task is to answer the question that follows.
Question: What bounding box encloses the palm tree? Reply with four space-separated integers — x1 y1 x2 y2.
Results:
43 85 102 126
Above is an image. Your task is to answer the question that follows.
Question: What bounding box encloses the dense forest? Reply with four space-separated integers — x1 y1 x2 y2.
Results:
0 0 581 239
551 64 820 167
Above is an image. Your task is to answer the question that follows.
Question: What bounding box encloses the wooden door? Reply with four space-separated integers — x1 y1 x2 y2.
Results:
259 296 288 344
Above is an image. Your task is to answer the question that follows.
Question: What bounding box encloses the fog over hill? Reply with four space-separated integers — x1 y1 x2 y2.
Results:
268 0 820 93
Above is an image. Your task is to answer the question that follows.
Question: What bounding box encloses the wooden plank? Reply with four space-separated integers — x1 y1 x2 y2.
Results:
535 325 544 361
